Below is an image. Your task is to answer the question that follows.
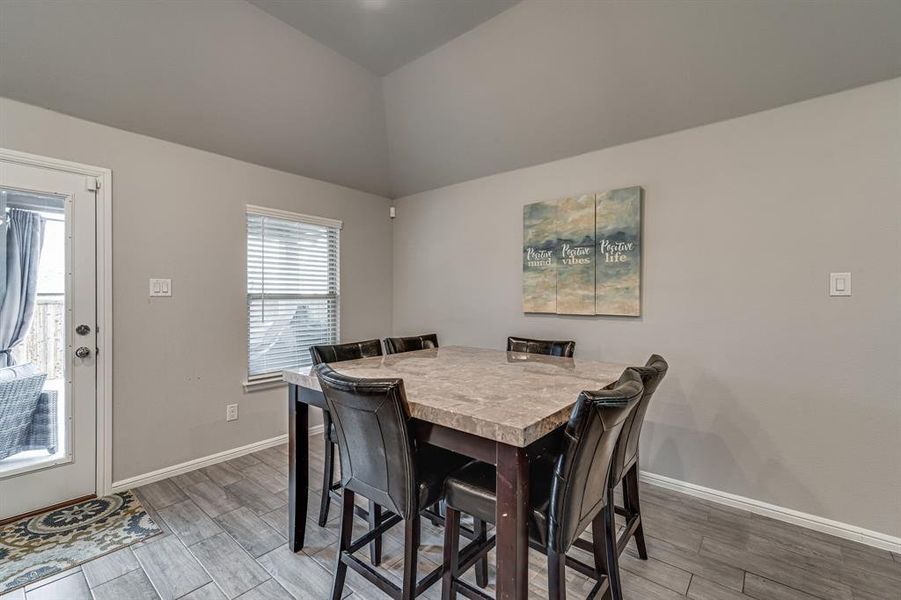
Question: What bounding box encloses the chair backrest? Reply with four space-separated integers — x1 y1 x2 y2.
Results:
314 363 418 519
309 339 383 365
383 333 439 355
546 368 643 553
0 369 49 460
506 336 575 358
610 354 668 485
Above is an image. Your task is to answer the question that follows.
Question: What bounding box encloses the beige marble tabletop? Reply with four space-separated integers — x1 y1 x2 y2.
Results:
283 345 629 447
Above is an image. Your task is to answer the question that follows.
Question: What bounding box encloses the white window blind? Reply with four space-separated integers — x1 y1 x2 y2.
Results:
246 206 340 382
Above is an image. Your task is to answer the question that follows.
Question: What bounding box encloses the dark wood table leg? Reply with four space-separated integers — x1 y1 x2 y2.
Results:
288 384 309 552
495 442 529 600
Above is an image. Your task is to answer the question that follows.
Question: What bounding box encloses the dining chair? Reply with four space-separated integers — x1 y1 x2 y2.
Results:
506 335 576 358
382 332 491 585
605 354 668 561
315 363 473 600
440 369 644 600
310 339 385 563
383 333 439 354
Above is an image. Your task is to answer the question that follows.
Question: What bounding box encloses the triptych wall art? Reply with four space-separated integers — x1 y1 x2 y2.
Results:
522 186 642 316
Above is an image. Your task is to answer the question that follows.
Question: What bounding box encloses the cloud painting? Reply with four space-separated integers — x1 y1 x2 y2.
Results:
522 186 642 317
596 187 642 316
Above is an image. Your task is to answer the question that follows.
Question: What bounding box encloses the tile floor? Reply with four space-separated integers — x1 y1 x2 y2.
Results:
2 436 898 600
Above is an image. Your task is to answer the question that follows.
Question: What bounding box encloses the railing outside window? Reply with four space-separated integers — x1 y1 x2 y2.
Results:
11 294 65 379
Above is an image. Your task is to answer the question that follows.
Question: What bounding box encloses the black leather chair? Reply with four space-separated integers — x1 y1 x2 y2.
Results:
310 339 384 563
440 369 644 600
315 364 472 600
311 339 383 365
605 354 668 561
506 336 576 358
383 332 492 585
384 333 439 355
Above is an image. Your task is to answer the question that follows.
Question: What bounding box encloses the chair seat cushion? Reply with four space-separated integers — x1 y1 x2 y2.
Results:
415 444 474 510
0 363 39 381
443 456 557 546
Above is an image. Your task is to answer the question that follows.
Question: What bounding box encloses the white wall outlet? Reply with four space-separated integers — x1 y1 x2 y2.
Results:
226 404 239 422
149 278 172 297
829 272 851 297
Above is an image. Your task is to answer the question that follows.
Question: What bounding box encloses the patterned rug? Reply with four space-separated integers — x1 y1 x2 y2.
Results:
0 491 161 593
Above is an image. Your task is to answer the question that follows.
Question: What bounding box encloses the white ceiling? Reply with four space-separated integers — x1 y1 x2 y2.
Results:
248 0 522 75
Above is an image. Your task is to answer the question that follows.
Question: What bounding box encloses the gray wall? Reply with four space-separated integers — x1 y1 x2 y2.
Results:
392 80 901 537
0 98 394 482
383 0 901 196
0 0 392 196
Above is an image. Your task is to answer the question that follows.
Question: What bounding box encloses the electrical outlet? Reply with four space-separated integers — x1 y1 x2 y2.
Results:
226 404 238 422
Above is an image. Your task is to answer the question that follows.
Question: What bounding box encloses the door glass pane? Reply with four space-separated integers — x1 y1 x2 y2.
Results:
0 187 67 477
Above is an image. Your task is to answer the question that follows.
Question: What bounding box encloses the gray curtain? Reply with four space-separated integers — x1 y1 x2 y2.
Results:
0 209 45 367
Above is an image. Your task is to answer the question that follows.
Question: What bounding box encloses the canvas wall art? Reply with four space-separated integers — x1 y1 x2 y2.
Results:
596 186 642 316
521 186 642 316
556 194 596 315
522 199 558 313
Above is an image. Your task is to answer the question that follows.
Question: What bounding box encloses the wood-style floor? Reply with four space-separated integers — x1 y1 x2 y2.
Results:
3 435 898 600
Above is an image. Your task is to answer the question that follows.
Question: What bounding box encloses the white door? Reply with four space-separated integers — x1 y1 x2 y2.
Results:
0 159 98 520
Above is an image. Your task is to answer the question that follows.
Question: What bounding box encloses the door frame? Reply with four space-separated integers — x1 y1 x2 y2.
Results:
0 147 113 497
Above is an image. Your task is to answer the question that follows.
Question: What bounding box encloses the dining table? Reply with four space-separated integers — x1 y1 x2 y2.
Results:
282 345 629 600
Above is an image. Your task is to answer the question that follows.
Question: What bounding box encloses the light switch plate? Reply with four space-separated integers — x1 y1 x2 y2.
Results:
226 404 238 422
149 278 172 297
829 272 851 297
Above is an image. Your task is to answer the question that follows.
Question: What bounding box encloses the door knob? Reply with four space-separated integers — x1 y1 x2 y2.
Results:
75 346 91 358
76 324 91 335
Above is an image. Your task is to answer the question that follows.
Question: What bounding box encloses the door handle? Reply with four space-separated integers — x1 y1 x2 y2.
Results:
76 324 91 335
75 346 91 359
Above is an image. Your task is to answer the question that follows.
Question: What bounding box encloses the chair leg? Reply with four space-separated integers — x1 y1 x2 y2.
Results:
600 504 624 600
368 501 383 566
442 507 460 600
318 438 335 527
547 548 566 600
424 502 442 526
624 463 647 559
330 489 355 600
473 517 488 588
401 515 421 600
591 510 613 600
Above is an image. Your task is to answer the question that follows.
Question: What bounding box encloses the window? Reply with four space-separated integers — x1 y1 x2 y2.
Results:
246 205 341 385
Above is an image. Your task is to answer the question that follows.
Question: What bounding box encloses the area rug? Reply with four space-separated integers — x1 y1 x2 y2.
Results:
0 490 161 593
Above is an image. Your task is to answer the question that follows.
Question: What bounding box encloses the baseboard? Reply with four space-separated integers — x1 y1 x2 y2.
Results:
112 425 328 493
640 470 901 554
113 433 289 492
112 433 899 553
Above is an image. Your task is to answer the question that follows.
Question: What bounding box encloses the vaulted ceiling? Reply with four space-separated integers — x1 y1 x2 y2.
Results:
247 0 522 76
1 0 900 198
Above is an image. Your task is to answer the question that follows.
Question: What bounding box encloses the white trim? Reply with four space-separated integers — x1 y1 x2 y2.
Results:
245 203 343 230
243 376 288 392
0 148 114 499
112 427 324 492
96 163 114 497
112 434 288 492
0 454 72 479
640 470 901 553
308 424 324 437
0 148 111 177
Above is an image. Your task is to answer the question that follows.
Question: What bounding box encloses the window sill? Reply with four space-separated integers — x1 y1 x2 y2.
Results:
243 376 287 393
